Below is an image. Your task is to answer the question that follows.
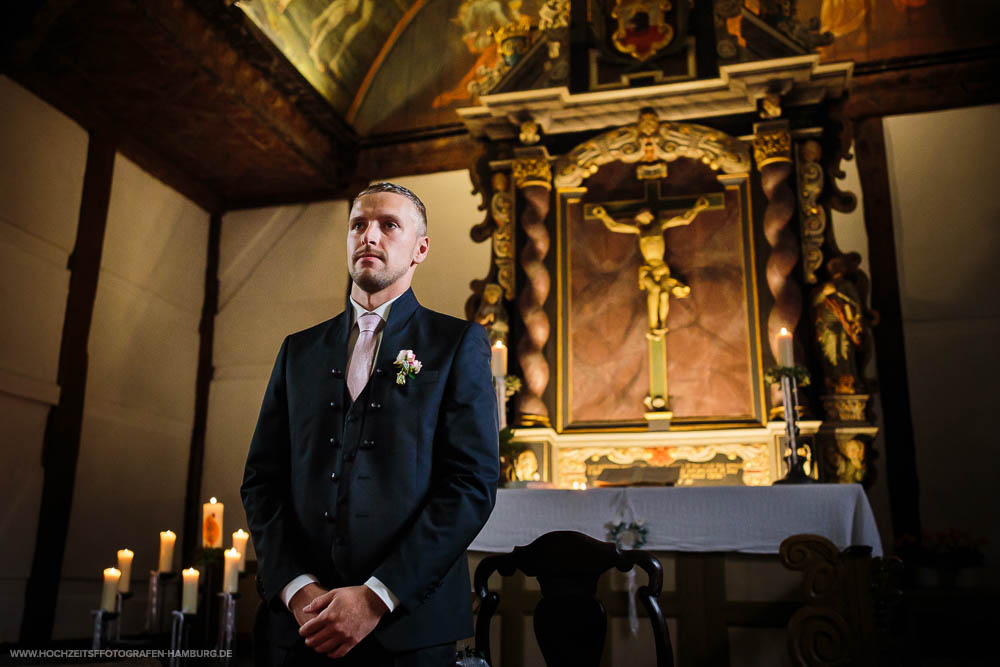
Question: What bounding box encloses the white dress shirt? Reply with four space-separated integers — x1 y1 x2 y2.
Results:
280 292 405 613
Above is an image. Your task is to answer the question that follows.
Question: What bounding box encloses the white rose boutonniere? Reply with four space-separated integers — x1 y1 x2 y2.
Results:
393 349 423 385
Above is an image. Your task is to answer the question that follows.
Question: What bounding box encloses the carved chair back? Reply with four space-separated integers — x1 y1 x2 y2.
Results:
473 530 673 667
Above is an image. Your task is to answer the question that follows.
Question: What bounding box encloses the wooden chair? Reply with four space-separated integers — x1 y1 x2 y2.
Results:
473 530 673 667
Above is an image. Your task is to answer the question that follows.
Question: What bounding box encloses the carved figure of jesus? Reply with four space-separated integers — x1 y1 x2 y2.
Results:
588 196 710 334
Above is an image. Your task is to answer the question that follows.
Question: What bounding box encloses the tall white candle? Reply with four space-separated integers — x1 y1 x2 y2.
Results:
181 568 199 614
202 497 223 548
491 340 507 377
777 327 794 367
158 531 176 573
116 549 133 593
223 548 241 594
101 568 121 612
232 530 249 572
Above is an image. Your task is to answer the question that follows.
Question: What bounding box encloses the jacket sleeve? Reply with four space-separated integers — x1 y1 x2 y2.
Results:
371 322 499 610
240 337 312 608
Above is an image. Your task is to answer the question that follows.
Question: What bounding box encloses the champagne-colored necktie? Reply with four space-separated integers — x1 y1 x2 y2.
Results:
347 312 381 401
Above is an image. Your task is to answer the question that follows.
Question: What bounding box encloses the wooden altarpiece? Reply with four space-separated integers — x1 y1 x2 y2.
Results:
459 1 879 492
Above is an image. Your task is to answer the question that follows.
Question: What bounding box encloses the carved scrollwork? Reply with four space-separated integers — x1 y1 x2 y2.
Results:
786 606 854 666
490 172 515 301
553 110 751 187
780 534 842 602
779 534 884 667
797 140 826 284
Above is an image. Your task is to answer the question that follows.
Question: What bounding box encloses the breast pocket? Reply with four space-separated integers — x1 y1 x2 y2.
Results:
409 369 440 385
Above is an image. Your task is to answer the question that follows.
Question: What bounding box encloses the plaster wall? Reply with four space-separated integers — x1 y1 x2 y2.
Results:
0 76 87 643
883 104 1000 586
53 155 208 638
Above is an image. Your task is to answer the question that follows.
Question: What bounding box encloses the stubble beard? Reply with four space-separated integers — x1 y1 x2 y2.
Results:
349 261 409 294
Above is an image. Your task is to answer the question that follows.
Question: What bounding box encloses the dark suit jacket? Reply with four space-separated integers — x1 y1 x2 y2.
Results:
241 288 499 659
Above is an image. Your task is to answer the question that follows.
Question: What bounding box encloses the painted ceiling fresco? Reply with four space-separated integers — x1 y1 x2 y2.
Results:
238 0 547 136
239 0 999 138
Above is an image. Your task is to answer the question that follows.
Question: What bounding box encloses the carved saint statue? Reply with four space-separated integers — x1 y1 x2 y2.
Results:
588 197 710 334
474 282 509 344
811 253 877 394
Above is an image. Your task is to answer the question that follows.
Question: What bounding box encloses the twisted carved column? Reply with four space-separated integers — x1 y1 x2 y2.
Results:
513 149 552 426
754 121 801 366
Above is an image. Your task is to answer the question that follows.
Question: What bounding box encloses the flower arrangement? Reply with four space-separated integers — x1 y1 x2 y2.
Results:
393 349 422 385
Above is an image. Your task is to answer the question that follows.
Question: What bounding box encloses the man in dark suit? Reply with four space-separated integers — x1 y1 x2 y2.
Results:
241 182 499 666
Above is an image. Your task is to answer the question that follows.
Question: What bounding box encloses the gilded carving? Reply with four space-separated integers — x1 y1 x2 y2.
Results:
556 443 770 488
513 155 553 190
553 111 750 187
519 119 541 145
490 172 515 300
612 1 675 62
538 0 570 30
753 122 792 168
797 140 826 284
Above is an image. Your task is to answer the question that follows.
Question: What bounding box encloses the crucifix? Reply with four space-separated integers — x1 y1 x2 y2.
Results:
583 181 725 425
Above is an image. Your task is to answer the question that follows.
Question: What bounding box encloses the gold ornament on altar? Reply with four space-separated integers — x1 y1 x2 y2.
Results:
611 1 675 62
797 140 826 284
513 155 552 189
491 14 533 67
586 196 710 335
490 172 515 300
554 113 750 188
519 119 541 145
752 123 792 168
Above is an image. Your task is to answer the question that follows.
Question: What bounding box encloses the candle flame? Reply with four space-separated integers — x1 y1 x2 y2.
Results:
779 327 789 335
234 529 248 537
161 530 175 537
225 547 240 557
118 548 133 557
210 497 217 504
104 567 121 577
493 340 505 350
182 567 199 576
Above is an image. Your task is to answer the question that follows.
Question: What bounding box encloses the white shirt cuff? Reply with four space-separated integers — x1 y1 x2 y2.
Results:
280 574 319 610
364 576 399 612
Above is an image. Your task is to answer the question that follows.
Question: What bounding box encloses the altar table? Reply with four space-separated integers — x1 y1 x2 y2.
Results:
469 485 883 667
471 484 882 556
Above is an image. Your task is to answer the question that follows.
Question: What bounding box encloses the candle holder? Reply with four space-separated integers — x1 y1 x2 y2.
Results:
145 570 176 634
112 590 133 641
494 375 507 429
216 592 241 665
90 609 119 650
773 373 817 485
169 610 195 667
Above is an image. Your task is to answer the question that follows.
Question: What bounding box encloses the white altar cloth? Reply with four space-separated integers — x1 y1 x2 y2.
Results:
470 484 882 556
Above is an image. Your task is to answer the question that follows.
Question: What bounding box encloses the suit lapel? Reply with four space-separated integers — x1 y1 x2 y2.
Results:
374 288 420 375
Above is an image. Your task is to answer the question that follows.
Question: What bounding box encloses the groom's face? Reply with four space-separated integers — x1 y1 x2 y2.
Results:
347 192 428 294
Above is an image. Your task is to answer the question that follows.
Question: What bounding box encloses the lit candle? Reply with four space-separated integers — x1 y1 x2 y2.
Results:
101 568 121 612
202 497 223 548
181 568 199 614
116 549 133 593
777 327 794 367
223 548 241 594
158 531 176 573
491 340 507 377
232 530 249 572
